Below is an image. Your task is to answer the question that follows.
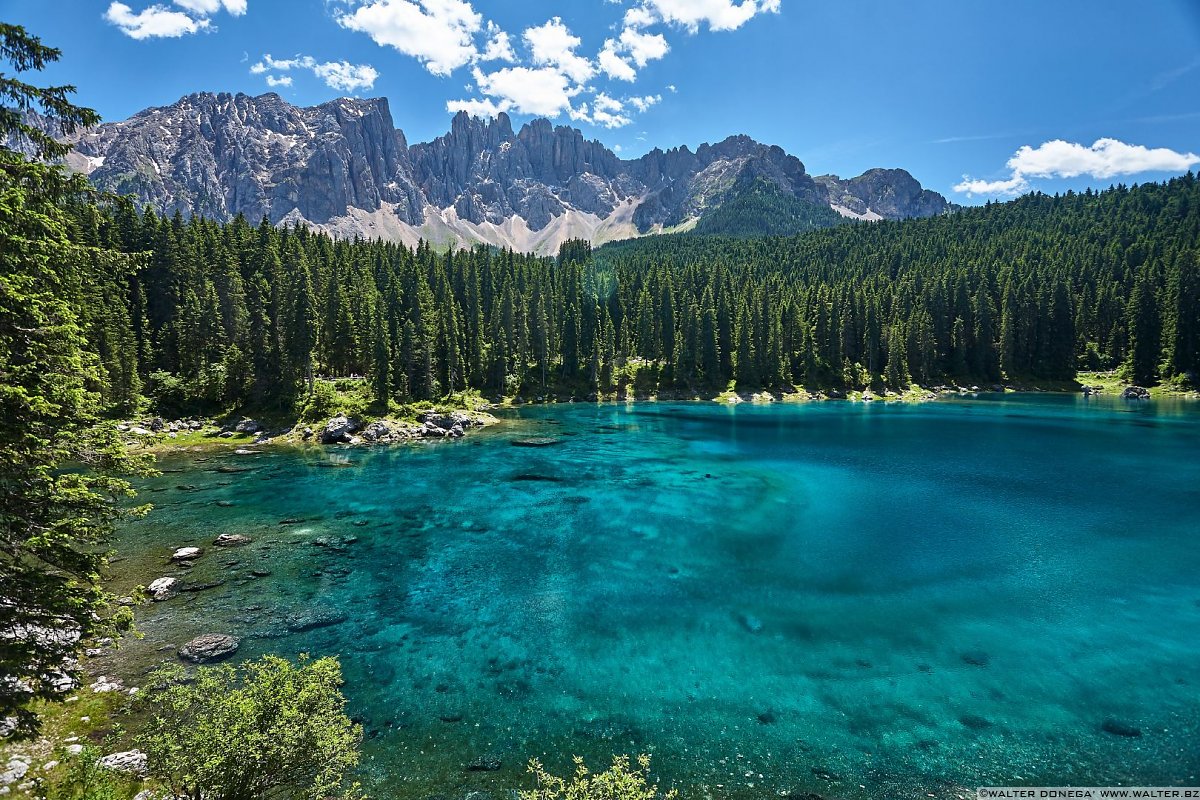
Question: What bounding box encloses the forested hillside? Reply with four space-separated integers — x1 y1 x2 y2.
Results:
69 174 1199 415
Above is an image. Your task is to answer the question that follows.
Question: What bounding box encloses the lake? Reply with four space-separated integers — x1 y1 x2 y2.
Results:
101 394 1200 799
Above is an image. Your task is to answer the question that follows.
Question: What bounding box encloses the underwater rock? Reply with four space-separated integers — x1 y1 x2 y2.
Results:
1101 718 1143 738
511 437 563 448
214 534 251 547
178 634 239 663
810 766 840 782
756 709 777 724
466 754 503 771
170 546 202 561
738 612 764 633
180 580 227 593
959 714 993 730
250 569 272 577
286 608 349 632
961 650 990 667
147 577 179 601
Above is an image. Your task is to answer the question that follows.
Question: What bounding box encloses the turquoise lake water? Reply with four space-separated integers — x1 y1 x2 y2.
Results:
103 395 1200 799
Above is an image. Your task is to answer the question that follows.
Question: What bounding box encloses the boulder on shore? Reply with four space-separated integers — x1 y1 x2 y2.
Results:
1121 385 1151 400
321 415 362 444
178 633 239 663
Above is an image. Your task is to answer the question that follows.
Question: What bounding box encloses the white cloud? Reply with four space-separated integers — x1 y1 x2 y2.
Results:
336 0 482 76
955 137 1200 197
628 94 661 112
598 44 637 82
313 61 380 92
468 65 580 117
446 97 505 117
598 25 669 81
952 175 1030 197
172 0 246 16
523 17 594 84
251 53 379 93
626 0 781 33
479 20 515 62
616 27 668 66
589 93 631 128
104 2 210 39
1008 138 1199 179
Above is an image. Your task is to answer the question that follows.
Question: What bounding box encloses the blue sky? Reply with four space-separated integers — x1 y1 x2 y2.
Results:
4 0 1200 202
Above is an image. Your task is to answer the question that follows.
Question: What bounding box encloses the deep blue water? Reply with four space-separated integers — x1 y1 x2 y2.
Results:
105 395 1200 799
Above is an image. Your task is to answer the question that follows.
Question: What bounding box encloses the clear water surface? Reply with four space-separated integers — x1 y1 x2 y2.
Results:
101 394 1200 799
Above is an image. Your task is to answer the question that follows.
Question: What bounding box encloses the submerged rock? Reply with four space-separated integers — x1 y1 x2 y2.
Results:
178 633 239 663
466 754 503 771
959 713 993 730
738 612 764 633
511 437 563 448
961 650 990 667
1101 718 1143 738
170 546 203 561
214 533 251 547
286 608 348 633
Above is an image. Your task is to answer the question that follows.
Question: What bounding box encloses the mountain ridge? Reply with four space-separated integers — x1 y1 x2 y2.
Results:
62 91 953 253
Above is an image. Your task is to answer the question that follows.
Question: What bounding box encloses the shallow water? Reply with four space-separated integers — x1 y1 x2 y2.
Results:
102 395 1200 799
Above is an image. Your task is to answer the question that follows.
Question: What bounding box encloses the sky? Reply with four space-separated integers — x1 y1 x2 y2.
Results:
3 0 1200 203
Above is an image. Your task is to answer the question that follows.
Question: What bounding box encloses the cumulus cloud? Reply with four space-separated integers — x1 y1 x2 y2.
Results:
955 137 1200 197
523 17 594 84
104 2 210 39
468 65 581 118
336 0 482 76
628 94 661 112
339 0 775 125
171 0 246 15
599 26 669 81
626 0 781 33
251 53 380 93
479 20 516 62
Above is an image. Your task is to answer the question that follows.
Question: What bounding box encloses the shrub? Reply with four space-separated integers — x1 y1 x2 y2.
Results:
521 754 677 800
136 654 362 800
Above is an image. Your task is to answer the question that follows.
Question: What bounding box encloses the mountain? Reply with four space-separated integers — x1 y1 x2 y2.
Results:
63 91 952 253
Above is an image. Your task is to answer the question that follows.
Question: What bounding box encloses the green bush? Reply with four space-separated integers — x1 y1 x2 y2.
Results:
136 654 362 800
42 746 140 800
521 754 677 800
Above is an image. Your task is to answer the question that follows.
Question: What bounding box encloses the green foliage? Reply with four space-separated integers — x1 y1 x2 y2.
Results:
0 24 152 739
692 178 847 237
521 754 677 800
136 655 362 800
42 746 140 800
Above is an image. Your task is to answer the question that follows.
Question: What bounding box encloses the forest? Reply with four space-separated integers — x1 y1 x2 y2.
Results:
69 173 1200 416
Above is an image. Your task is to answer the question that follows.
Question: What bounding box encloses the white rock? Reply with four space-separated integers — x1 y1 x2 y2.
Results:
0 758 28 786
65 745 84 756
96 750 147 776
148 576 180 600
170 547 202 561
90 676 124 693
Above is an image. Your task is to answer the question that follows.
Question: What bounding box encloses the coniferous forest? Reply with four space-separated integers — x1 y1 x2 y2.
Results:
70 173 1199 417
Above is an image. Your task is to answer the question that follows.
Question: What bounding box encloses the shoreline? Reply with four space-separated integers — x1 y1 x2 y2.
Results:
120 379 1199 457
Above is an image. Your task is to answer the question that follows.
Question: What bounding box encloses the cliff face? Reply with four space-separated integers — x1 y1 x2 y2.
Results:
62 92 951 252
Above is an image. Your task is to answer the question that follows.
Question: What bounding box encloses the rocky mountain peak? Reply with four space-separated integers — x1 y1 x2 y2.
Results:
59 92 952 253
